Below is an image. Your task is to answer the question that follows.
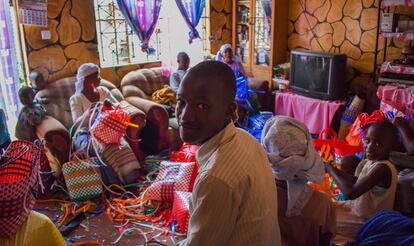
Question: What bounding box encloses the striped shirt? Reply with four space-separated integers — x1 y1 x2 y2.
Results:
180 122 281 246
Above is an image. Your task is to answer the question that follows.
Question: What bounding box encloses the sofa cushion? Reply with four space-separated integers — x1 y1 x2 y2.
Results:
121 67 168 98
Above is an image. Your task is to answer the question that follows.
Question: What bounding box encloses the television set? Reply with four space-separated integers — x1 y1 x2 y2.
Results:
289 49 348 100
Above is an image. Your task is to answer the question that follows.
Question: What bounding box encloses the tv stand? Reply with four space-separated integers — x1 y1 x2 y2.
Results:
274 91 346 134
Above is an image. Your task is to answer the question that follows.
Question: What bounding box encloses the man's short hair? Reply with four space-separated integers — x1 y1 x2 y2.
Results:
186 60 236 103
177 52 189 61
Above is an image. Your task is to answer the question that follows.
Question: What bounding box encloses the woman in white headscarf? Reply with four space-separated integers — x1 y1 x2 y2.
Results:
216 44 246 77
261 116 336 246
69 63 143 184
69 63 117 122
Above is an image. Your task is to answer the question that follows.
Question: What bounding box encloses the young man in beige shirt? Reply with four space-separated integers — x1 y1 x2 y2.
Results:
176 60 281 245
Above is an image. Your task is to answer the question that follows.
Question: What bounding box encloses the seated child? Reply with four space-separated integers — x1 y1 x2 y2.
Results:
15 87 46 142
261 116 336 246
326 121 399 243
28 71 47 93
0 109 10 154
169 52 190 92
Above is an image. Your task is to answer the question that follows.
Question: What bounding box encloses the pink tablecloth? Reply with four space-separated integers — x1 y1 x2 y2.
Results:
274 92 345 134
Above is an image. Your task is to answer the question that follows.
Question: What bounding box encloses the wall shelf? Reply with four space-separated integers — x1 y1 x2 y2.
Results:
381 0 414 8
374 0 414 84
380 32 414 40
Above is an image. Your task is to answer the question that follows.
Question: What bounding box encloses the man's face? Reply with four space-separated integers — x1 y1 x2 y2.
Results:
176 74 232 145
178 56 190 71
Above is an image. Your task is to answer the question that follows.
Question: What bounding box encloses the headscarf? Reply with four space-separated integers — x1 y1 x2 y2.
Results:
216 43 232 62
216 44 244 76
261 116 324 217
75 63 100 95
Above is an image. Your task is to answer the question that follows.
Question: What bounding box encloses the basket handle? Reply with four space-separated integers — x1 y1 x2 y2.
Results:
0 144 30 167
318 128 338 140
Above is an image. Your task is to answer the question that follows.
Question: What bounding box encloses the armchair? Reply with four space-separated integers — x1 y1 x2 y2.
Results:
121 68 175 154
33 76 147 162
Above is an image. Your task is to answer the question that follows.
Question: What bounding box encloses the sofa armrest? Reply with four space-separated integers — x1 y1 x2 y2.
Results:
119 100 146 161
125 96 169 154
36 116 70 165
122 84 150 99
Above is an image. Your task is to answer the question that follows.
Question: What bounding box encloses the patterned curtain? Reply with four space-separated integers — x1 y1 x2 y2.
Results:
0 0 22 133
116 0 162 53
175 0 205 43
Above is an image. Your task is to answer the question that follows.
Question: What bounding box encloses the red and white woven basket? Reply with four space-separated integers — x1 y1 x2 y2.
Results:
0 140 42 238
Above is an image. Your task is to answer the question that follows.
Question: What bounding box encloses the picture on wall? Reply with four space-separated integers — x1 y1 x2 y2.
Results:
18 0 47 26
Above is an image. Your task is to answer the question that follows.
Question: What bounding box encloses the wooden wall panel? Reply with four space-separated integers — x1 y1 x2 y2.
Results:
25 0 98 83
210 0 232 54
288 0 412 90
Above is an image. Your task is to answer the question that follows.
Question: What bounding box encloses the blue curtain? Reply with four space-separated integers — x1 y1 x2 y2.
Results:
116 0 163 53
175 0 205 43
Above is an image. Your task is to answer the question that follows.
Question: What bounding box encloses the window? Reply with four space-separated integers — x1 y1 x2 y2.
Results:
94 0 209 68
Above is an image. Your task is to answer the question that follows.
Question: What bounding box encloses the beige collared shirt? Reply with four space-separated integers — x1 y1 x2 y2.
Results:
180 123 281 246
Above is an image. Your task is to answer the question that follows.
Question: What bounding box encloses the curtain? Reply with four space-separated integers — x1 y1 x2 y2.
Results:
260 0 272 38
175 0 205 43
116 0 162 53
0 0 23 134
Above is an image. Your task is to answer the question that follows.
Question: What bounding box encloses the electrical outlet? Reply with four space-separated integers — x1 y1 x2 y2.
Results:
40 30 51 40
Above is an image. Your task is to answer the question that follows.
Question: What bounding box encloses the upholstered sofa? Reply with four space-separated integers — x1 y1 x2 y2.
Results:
119 67 273 151
120 67 273 110
120 68 175 153
33 77 147 162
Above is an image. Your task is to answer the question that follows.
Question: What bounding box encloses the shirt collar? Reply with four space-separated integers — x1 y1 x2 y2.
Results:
196 122 236 168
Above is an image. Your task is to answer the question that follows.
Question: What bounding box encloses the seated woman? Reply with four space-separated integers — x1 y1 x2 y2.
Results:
326 121 399 243
261 116 336 246
70 63 144 184
216 43 246 77
216 44 260 121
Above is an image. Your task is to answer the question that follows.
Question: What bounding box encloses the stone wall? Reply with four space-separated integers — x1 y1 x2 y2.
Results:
210 0 232 54
23 0 159 86
288 0 414 75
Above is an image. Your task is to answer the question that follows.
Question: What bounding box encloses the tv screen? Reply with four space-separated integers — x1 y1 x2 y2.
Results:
289 50 347 100
291 54 330 94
